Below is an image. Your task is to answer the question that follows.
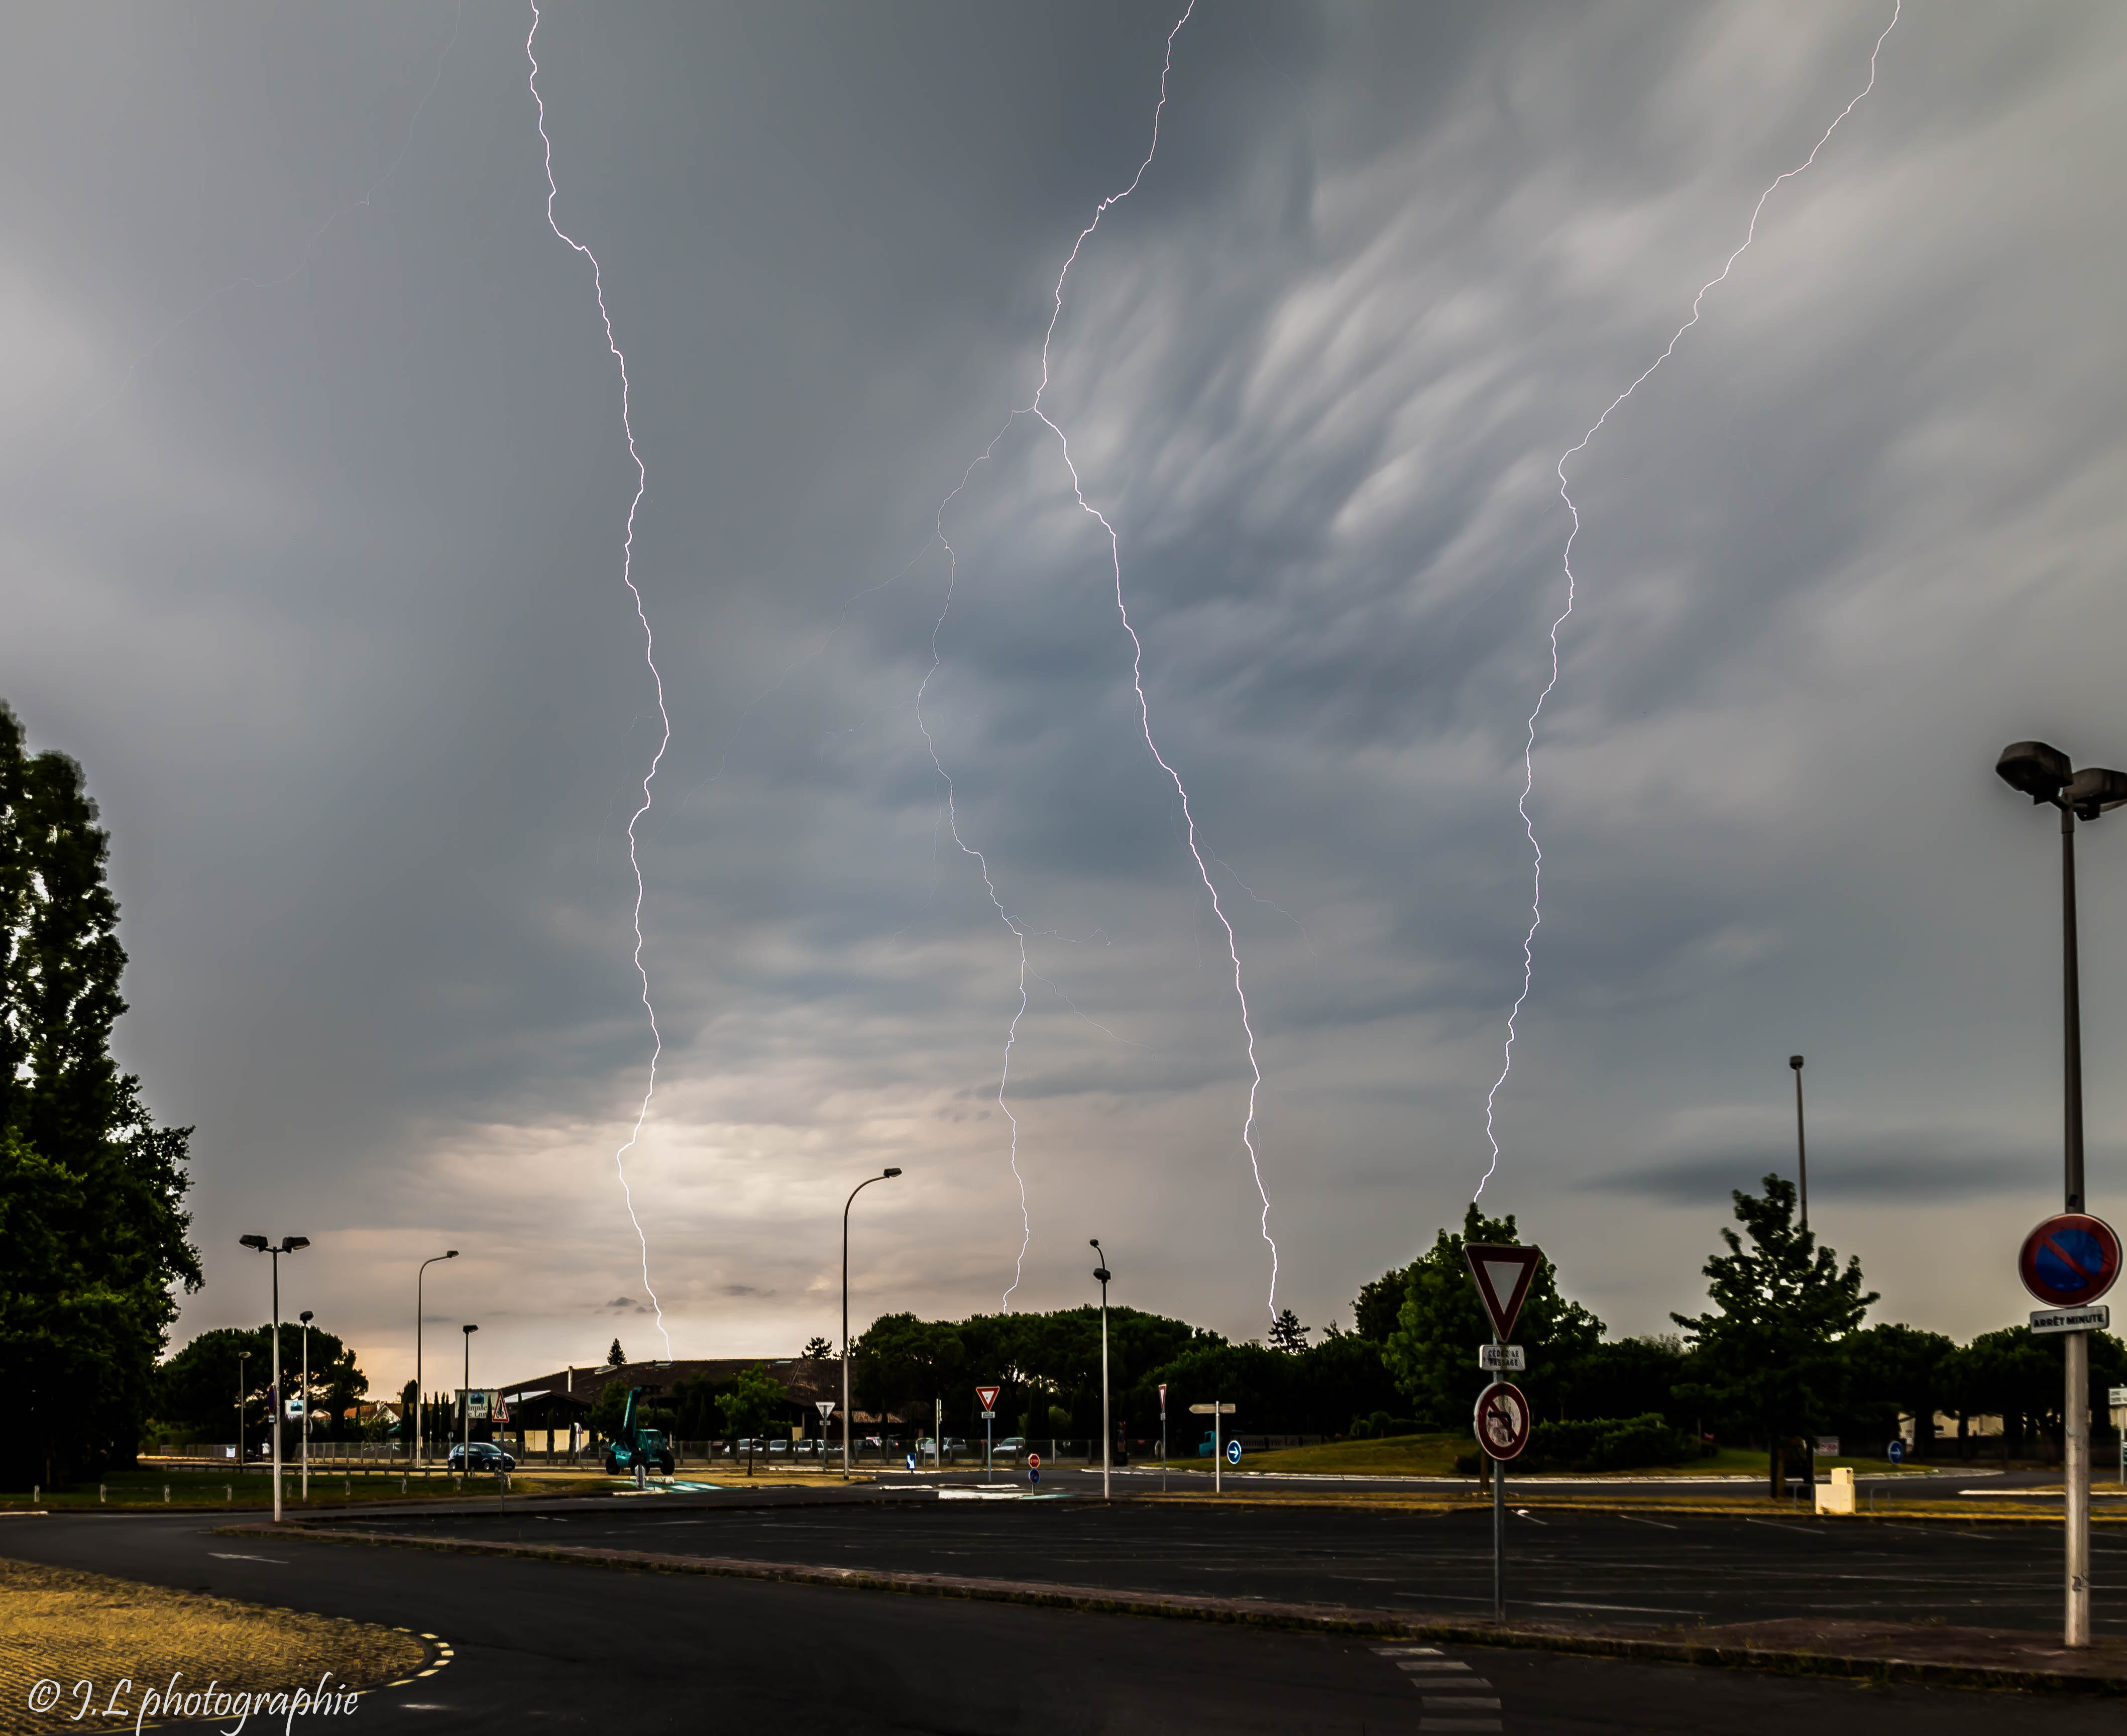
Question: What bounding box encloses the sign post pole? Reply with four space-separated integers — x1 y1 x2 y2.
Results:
1464 1242 1542 1628
1159 1383 1168 1494
1492 1332 1505 1623
976 1385 1001 1481
2018 1211 2120 1649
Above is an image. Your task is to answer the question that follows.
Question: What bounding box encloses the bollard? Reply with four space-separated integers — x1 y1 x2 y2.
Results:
99 1485 105 1504
225 1486 232 1505
163 1486 170 1503
400 1475 407 1493
30 1486 37 1503
344 1476 350 1498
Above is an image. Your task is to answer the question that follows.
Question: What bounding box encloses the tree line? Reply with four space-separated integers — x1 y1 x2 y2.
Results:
851 1175 2125 1492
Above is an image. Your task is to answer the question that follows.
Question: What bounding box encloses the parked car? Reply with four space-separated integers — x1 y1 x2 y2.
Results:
994 1437 1027 1460
447 1442 516 1472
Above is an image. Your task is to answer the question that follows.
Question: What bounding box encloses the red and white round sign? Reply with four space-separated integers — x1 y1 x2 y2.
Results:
1474 1380 1532 1461
1026 1451 1041 1470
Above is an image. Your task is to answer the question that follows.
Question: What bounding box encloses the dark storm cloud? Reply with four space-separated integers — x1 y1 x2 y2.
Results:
1586 1134 2062 1205
4 2 2122 1380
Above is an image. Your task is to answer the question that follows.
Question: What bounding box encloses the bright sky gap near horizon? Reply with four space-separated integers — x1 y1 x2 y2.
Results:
5 3 2124 1393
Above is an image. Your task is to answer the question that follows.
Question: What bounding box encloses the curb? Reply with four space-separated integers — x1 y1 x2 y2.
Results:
226 1524 2127 1696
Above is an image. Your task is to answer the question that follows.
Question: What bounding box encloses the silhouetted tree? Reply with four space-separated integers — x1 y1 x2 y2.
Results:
1 702 201 1483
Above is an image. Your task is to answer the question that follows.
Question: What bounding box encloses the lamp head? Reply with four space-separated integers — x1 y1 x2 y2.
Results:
1996 740 2072 803
239 1234 269 1251
445 1249 459 1259
1788 1055 1804 1070
882 1167 903 1178
2065 766 2127 821
299 1310 314 1324
463 1323 478 1335
281 1236 310 1253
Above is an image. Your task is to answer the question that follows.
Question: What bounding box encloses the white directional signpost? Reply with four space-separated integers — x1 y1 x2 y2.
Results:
977 1385 1001 1480
1464 1242 1543 1623
2112 1388 2127 1486
1190 1400 1236 1493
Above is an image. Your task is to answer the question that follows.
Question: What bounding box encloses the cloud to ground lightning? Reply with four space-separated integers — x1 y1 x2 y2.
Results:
915 2 1281 1321
1475 0 1902 1202
526 1 673 1358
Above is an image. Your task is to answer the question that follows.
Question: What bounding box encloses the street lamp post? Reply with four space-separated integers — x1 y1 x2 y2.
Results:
461 1324 479 1482
239 1235 310 1524
236 1351 251 1468
1995 739 2127 1649
1788 1056 1808 1232
414 1251 459 1474
1090 1240 1112 1501
298 1310 313 1501
841 1169 902 1481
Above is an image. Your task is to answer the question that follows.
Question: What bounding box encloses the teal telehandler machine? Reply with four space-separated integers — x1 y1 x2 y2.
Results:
602 1386 677 1478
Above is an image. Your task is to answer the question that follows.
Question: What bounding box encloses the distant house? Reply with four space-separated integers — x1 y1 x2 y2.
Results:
496 1356 869 1451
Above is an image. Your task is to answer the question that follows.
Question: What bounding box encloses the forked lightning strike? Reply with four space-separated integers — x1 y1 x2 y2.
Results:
924 2 1281 1321
1477 1 1900 1200
527 2 673 1356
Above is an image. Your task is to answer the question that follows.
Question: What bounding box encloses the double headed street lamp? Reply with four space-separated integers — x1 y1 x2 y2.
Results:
1090 1240 1113 1501
842 1168 902 1481
414 1250 459 1473
1996 739 2127 1648
239 1234 310 1524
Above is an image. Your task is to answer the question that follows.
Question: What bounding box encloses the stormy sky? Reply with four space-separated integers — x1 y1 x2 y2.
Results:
7 2 2125 1393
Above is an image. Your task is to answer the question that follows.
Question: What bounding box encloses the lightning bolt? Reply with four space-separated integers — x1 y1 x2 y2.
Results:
920 2 1278 1321
1476 2 1900 1200
527 2 672 1358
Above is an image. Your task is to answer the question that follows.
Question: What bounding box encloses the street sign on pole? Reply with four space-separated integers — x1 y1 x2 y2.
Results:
1189 1400 1235 1492
1477 1344 1527 1372
1463 1244 1543 1343
1225 1438 1242 1465
1027 1451 1041 1471
2033 1305 2111 1336
1474 1381 1531 1462
2019 1214 2122 1307
977 1385 1000 1480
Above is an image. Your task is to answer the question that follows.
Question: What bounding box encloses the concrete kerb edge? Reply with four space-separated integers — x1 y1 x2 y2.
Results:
221 1525 2127 1696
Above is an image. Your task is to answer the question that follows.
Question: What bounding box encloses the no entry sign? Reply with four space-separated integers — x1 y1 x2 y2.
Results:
1474 1381 1532 1461
2019 1214 2121 1308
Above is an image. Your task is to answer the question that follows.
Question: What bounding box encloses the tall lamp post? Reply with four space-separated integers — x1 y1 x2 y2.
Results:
1995 739 2127 1649
461 1324 479 1480
842 1168 902 1481
1090 1240 1112 1500
239 1234 310 1524
298 1310 314 1501
1788 1056 1808 1232
414 1250 459 1473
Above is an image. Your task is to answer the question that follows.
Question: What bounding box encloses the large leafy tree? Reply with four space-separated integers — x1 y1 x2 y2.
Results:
1384 1204 1603 1429
159 1324 368 1443
1 703 200 1483
1671 1175 1876 1495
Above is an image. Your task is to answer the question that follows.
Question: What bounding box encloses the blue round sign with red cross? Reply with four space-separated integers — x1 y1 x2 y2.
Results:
2018 1213 2121 1308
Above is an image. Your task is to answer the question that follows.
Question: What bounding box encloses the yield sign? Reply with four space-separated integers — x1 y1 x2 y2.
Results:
975 1385 1002 1413
1463 1243 1543 1343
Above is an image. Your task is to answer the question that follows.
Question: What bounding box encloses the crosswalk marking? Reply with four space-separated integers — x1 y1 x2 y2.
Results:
1379 1645 1503 1732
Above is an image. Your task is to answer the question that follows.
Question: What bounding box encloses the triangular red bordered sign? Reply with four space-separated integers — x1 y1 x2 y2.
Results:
1463 1243 1543 1342
975 1385 1002 1412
